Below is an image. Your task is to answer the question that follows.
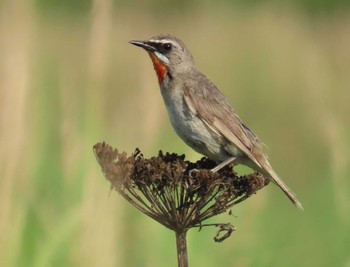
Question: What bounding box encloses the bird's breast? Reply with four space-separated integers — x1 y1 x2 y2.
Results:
159 82 228 161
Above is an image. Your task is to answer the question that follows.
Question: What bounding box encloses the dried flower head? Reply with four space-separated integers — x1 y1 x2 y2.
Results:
93 142 269 242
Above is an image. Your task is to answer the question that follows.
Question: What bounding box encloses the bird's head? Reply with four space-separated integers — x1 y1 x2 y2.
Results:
129 34 194 84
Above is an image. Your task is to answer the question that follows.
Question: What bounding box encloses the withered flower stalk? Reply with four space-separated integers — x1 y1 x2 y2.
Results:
93 142 269 267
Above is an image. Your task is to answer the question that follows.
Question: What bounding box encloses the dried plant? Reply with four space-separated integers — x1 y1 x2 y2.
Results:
93 142 269 267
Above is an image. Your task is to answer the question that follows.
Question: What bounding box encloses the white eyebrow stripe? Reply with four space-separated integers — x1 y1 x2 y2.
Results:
149 39 177 46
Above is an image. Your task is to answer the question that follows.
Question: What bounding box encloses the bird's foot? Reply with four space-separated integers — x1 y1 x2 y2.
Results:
189 168 200 177
189 157 236 176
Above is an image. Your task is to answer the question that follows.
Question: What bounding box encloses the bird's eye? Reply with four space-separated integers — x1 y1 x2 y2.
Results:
162 43 172 51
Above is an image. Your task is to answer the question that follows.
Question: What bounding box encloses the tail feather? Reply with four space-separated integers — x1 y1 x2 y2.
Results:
262 165 303 210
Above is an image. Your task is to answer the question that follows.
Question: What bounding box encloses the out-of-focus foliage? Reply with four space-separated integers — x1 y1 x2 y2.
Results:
35 0 350 14
1 1 349 267
35 0 92 14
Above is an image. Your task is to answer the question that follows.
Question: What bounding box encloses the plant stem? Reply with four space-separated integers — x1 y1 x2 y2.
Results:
175 229 188 267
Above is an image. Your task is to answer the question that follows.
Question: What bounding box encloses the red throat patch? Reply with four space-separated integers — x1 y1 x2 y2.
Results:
148 52 167 84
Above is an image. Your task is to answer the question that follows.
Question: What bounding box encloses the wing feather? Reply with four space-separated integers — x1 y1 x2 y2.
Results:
182 72 303 209
183 73 264 168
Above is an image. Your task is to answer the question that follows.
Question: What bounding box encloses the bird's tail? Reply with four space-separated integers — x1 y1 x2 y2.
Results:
261 164 303 210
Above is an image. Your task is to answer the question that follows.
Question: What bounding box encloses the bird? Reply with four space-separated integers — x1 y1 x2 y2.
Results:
129 34 303 209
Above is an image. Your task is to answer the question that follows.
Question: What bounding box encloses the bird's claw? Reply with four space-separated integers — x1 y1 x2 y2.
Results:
189 168 200 177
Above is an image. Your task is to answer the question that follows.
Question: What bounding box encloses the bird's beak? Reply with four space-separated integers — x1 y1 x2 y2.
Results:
129 40 156 52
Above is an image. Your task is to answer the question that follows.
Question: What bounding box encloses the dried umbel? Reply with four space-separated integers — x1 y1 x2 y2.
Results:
93 142 269 266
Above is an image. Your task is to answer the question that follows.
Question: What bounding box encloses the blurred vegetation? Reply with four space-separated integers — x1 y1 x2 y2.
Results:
1 0 350 267
35 0 350 15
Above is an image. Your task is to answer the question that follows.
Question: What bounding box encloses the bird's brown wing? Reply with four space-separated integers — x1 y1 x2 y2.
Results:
183 73 263 168
183 73 303 209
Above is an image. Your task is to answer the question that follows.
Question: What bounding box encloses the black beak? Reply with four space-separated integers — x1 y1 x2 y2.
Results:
129 40 156 52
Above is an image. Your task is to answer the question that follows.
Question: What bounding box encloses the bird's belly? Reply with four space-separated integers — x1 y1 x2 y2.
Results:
164 96 228 161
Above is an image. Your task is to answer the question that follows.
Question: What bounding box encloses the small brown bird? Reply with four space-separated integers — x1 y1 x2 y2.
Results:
130 34 303 209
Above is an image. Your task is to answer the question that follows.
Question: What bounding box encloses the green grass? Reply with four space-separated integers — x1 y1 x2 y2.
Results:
1 2 349 267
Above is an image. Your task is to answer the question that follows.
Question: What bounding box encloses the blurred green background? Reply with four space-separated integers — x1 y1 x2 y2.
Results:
1 0 350 266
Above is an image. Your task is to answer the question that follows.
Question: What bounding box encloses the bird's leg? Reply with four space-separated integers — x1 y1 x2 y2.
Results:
211 157 236 172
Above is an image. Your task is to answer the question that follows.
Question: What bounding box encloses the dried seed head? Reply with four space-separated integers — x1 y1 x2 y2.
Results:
93 142 269 241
